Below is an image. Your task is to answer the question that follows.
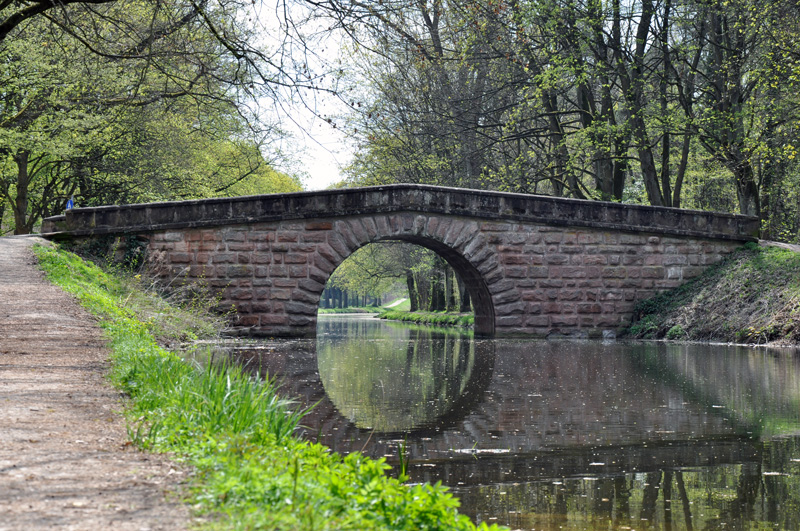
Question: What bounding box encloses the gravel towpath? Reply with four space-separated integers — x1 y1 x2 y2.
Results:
0 237 190 530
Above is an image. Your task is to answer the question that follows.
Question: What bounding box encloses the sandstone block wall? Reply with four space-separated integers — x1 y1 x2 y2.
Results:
142 212 741 338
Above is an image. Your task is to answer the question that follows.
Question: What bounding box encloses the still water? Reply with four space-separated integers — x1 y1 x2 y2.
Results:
216 314 800 530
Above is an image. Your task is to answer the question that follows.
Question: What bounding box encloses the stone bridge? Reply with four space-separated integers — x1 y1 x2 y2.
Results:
42 184 759 338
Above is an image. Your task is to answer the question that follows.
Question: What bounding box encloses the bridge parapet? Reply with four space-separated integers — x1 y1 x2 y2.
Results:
42 185 759 338
43 184 758 241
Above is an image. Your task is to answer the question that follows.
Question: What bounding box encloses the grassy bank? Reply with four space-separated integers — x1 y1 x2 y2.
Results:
317 306 380 314
379 309 474 328
34 244 500 531
625 242 800 344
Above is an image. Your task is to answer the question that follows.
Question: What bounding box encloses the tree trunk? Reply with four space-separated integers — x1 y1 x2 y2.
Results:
457 276 472 313
444 266 456 311
735 163 760 219
406 271 419 312
13 151 31 235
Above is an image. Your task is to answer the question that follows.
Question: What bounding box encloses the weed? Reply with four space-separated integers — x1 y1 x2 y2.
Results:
666 324 686 340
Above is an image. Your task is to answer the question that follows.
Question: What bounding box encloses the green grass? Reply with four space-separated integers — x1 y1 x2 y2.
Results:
34 244 502 531
317 306 381 314
378 309 474 328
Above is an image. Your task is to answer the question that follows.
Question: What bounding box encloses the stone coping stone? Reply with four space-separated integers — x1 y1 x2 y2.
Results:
41 184 760 242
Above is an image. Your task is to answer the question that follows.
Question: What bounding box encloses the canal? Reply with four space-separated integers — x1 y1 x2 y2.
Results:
210 314 800 530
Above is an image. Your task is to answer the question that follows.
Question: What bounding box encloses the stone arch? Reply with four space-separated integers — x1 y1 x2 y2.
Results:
313 213 498 336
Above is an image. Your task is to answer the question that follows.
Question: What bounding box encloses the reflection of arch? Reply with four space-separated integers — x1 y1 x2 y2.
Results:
315 320 496 434
316 215 497 336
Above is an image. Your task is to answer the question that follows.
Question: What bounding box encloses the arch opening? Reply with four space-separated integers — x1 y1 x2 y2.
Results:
317 238 495 336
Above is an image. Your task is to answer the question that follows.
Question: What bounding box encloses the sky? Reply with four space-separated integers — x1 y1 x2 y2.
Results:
256 1 355 192
292 109 352 190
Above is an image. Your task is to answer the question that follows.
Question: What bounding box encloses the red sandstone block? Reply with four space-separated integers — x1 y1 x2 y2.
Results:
225 265 254 277
237 315 261 327
285 253 308 264
273 278 296 288
251 253 272 265
667 267 682 280
289 265 308 278
626 268 641 279
551 315 578 327
578 303 602 314
504 266 529 278
270 289 291 300
230 289 253 300
540 279 564 288
560 245 583 255
663 255 688 266
561 267 586 278
521 290 542 302
480 222 512 232
526 302 543 314
247 231 273 242
583 255 607 266
527 267 548 279
543 233 563 244
278 232 299 243
162 232 184 242
602 267 626 278
641 266 665 279
306 221 333 230
254 266 269 277
233 302 251 313
544 302 561 314
545 254 569 265
209 252 234 264
271 243 290 253
496 315 523 327
169 252 192 264
495 290 521 305
560 290 583 301
643 245 663 254
526 315 550 327
238 253 251 264
496 244 523 254
222 230 246 242
186 231 203 242
272 254 283 264
186 265 207 278
600 290 624 301
577 232 603 244
253 288 269 300
683 266 704 279
299 232 327 243
261 314 289 325
227 242 255 252
623 255 644 266
252 301 270 312
562 232 578 245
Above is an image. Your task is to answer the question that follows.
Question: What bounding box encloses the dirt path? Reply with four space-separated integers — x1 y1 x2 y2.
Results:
0 237 190 530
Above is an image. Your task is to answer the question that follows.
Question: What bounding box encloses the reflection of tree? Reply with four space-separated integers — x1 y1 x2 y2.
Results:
456 437 800 530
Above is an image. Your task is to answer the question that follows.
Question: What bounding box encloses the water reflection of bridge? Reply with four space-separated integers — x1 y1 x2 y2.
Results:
217 318 800 487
